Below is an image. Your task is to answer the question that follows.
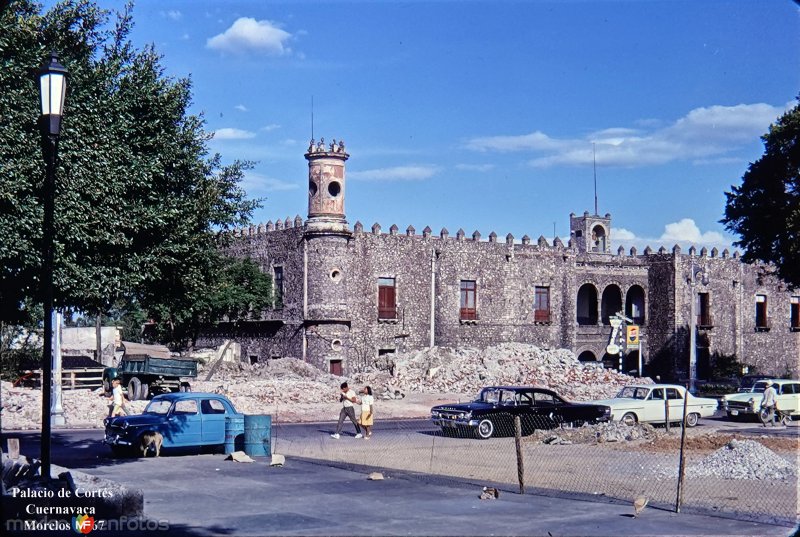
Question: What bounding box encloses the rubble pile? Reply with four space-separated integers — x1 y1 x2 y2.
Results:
352 343 648 401
527 422 659 445
1 381 150 429
687 439 797 480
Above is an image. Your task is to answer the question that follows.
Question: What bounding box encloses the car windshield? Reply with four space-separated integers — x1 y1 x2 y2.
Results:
476 389 501 404
615 387 649 400
751 381 770 393
144 400 172 415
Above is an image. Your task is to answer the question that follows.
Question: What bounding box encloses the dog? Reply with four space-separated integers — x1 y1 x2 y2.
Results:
140 431 163 458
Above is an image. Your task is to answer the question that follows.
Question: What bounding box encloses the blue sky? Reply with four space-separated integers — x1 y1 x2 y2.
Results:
91 1 799 251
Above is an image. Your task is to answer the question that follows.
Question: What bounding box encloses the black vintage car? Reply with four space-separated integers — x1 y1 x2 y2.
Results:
430 386 611 439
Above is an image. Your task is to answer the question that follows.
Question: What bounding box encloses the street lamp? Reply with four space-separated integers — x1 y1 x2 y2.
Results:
688 259 708 394
38 51 68 481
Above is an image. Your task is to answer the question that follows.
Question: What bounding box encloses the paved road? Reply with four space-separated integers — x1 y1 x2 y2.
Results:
2 427 796 536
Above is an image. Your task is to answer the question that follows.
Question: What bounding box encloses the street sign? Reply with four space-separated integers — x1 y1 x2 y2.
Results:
627 325 640 350
609 318 622 327
606 343 620 355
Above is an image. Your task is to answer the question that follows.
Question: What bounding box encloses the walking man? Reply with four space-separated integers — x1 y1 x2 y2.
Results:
331 382 362 439
760 380 778 427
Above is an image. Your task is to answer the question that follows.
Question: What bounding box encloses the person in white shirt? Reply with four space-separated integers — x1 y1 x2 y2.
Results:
760 381 778 427
331 382 362 439
108 378 128 417
359 386 375 439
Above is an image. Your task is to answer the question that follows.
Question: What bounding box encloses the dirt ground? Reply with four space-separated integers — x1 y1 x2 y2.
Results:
633 431 799 453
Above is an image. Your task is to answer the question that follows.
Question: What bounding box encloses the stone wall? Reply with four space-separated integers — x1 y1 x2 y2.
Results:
206 218 800 381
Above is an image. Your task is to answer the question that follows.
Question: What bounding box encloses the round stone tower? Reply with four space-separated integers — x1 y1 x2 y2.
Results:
305 137 350 237
303 138 352 374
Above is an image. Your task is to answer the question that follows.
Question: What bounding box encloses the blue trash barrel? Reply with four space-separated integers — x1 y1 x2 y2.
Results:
224 414 245 455
243 414 271 457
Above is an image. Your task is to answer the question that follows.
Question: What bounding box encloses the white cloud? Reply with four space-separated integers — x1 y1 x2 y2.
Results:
261 124 281 131
214 127 257 140
349 165 439 182
207 17 293 55
241 171 298 194
163 10 182 21
235 104 249 112
612 219 735 251
465 103 789 168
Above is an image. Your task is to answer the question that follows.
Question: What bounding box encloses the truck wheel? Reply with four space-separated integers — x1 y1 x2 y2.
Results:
179 382 191 393
128 377 142 401
140 382 150 400
102 378 111 395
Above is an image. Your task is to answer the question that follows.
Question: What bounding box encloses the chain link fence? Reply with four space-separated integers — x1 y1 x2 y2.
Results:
274 406 798 527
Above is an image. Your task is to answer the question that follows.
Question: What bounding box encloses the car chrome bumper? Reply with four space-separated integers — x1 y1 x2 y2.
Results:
431 417 477 429
103 433 132 446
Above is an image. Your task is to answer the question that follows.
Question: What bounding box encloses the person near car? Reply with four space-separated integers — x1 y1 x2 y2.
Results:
359 386 375 439
108 378 128 417
760 381 777 426
331 382 362 439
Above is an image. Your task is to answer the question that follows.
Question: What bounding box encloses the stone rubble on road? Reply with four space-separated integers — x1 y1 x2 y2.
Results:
686 439 797 480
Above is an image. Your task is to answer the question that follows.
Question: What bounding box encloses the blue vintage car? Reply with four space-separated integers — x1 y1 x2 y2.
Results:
103 392 242 455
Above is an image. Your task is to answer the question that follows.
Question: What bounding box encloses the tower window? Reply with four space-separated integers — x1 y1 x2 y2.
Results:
378 277 397 320
755 294 769 331
791 296 799 331
460 280 477 321
328 181 341 197
309 180 318 196
534 286 550 323
273 266 283 307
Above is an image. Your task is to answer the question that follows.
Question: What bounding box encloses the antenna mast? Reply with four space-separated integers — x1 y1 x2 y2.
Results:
593 142 598 215
311 96 314 140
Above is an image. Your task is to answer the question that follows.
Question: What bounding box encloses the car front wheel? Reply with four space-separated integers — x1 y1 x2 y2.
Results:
685 413 700 427
621 412 637 426
476 418 495 439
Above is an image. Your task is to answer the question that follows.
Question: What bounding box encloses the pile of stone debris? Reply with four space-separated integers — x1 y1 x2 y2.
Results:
0 381 148 430
526 422 660 445
351 342 648 401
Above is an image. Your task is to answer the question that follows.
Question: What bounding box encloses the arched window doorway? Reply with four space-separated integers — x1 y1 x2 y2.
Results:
601 285 622 325
625 285 646 324
591 225 606 252
576 284 598 325
577 350 597 362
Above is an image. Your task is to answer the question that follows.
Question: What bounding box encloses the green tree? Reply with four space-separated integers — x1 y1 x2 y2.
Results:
0 1 270 346
722 98 800 289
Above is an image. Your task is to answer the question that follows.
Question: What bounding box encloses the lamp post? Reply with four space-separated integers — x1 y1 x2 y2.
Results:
688 259 708 394
38 51 68 481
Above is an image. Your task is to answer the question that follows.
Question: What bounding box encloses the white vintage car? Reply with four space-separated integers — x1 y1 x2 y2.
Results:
589 384 718 427
721 379 800 419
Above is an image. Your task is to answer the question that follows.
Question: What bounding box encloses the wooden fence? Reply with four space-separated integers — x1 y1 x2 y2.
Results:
16 367 105 391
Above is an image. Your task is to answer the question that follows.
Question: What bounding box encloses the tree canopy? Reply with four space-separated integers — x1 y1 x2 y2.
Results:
722 98 800 289
0 0 271 347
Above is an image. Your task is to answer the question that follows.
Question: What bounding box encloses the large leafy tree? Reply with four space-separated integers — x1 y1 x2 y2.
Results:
0 0 270 347
723 98 800 289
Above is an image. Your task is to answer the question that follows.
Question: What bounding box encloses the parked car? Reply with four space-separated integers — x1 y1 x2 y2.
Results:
103 392 242 455
430 386 611 439
721 379 800 419
587 384 717 427
737 375 771 393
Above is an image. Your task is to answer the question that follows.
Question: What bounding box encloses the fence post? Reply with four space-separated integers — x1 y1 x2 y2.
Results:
514 415 525 494
675 385 691 512
664 397 670 434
